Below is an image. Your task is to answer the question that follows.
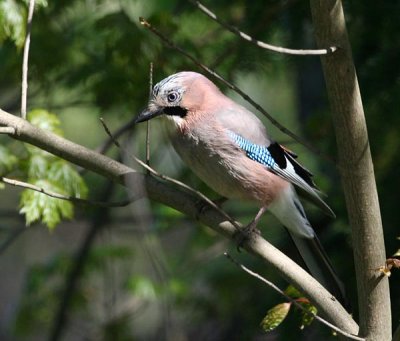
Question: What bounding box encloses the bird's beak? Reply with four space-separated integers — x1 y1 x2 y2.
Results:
134 104 163 123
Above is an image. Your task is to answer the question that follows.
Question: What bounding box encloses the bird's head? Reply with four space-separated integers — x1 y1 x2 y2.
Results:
135 71 220 128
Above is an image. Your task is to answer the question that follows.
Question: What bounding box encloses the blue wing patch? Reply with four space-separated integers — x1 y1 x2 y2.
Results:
227 130 335 218
228 131 276 169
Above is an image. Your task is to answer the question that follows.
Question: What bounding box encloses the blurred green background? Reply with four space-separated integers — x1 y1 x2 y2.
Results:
0 0 399 340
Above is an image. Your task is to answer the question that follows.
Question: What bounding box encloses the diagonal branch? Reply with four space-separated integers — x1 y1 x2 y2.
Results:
225 253 365 341
0 108 358 334
191 0 337 56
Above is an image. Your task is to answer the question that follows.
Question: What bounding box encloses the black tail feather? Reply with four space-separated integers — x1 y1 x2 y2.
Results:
287 230 350 310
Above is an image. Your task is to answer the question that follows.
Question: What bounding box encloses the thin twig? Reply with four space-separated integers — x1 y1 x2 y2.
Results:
146 62 153 168
210 0 300 69
96 117 136 154
99 117 242 231
224 252 365 341
191 0 336 55
139 18 334 164
95 116 137 155
21 0 36 119
0 127 16 134
1 176 135 208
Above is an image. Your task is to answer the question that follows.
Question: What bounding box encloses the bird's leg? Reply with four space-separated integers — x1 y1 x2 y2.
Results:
242 206 267 236
235 206 267 250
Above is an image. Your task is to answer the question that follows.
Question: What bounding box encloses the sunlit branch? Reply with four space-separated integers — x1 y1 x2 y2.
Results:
191 0 337 55
0 176 135 208
0 127 16 134
225 252 365 341
21 0 36 119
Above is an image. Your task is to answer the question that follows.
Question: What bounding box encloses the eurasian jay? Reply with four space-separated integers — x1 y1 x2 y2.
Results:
135 71 346 305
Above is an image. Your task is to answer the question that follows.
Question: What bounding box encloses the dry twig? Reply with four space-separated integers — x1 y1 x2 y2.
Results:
225 252 365 341
191 0 337 55
1 176 135 208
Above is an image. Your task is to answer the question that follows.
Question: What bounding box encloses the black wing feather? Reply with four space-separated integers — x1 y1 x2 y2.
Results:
267 142 316 188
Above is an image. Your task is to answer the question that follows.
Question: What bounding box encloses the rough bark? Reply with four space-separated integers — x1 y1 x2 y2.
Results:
309 1 391 339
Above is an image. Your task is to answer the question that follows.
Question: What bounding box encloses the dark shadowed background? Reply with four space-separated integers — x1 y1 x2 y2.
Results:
0 0 398 340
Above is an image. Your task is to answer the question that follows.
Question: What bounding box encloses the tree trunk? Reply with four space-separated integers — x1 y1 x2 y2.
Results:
309 1 391 339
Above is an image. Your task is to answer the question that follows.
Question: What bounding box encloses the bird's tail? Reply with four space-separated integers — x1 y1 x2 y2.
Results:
287 230 349 309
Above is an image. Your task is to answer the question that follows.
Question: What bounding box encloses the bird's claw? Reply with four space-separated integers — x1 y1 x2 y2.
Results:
234 223 261 252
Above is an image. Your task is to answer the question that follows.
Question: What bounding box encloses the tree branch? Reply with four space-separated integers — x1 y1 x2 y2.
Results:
225 252 365 341
21 0 35 119
0 108 358 334
191 0 337 56
0 127 16 134
0 176 134 208
309 1 391 339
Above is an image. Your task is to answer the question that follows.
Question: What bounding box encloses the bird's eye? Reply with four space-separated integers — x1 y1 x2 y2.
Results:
167 91 178 103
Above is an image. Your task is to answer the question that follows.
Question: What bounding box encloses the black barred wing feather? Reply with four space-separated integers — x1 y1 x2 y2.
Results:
228 131 335 217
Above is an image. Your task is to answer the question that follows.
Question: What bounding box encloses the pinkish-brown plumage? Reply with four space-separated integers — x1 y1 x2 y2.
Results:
135 71 346 305
137 71 330 237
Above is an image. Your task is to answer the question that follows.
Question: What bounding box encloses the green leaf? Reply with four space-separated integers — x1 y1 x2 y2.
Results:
27 153 50 178
19 109 88 229
0 0 26 47
48 160 88 198
27 109 64 136
19 179 73 229
284 285 303 299
284 285 318 329
298 301 318 329
0 0 48 48
260 302 291 332
0 145 18 174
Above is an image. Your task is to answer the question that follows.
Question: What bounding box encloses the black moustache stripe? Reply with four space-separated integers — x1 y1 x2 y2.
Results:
163 106 188 118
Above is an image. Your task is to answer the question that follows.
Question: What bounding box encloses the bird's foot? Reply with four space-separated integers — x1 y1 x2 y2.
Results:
234 222 261 252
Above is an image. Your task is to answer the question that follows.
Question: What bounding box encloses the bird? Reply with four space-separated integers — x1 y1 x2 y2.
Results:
135 71 346 306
